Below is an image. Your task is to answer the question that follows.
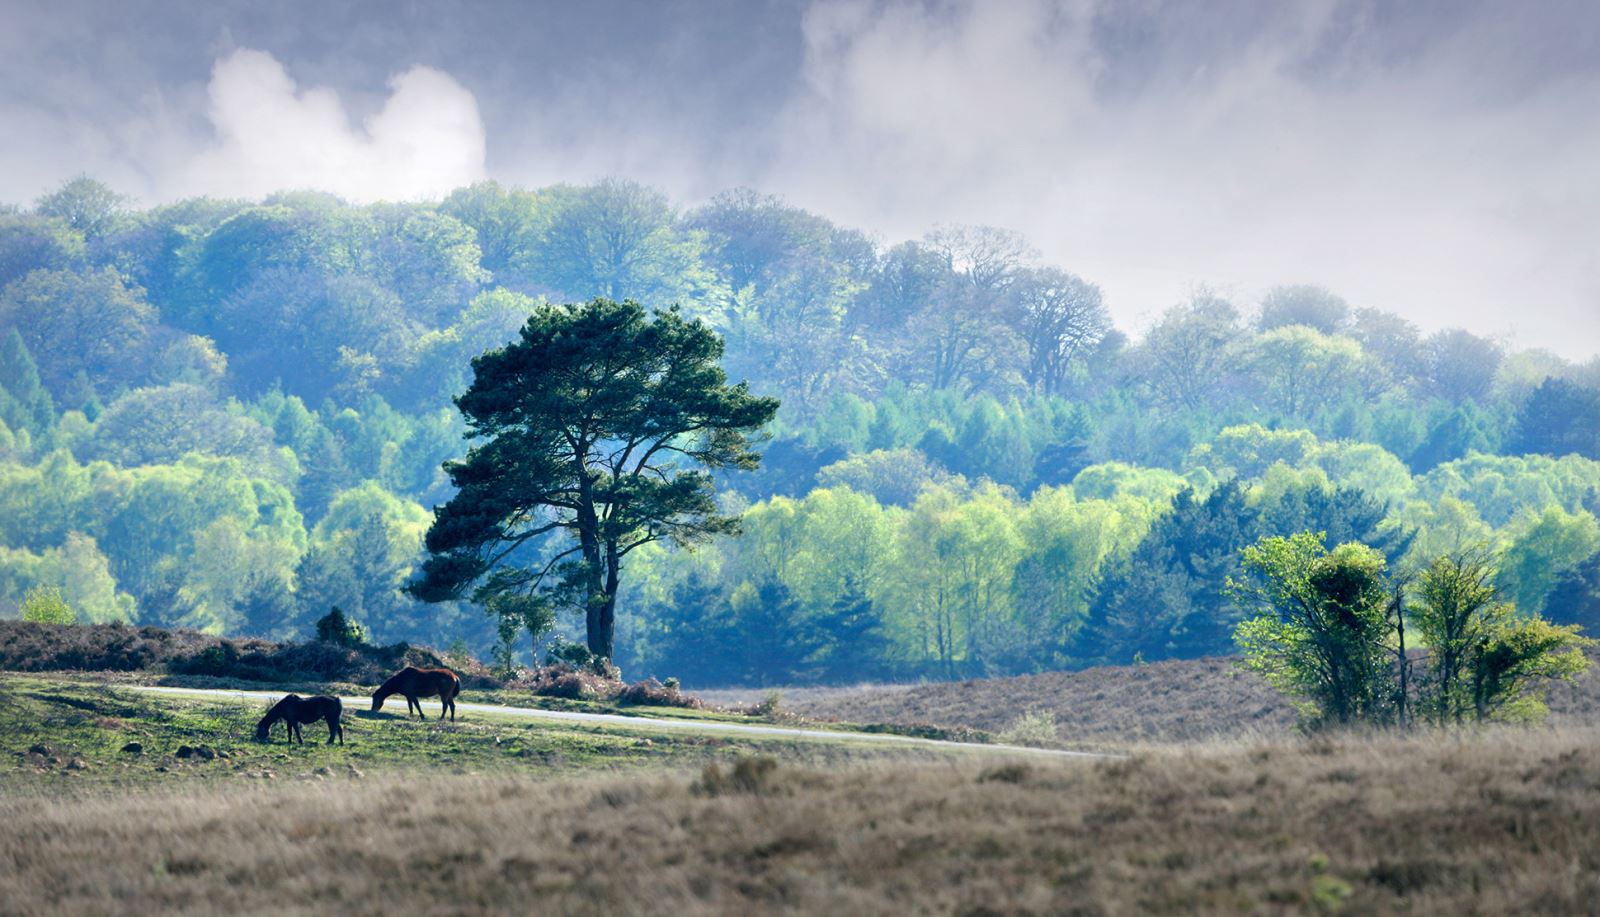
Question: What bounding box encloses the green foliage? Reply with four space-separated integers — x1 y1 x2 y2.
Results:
1 177 1599 685
411 298 779 660
1511 377 1600 460
1256 284 1350 334
0 330 56 441
314 606 367 648
1243 326 1383 420
1232 533 1393 727
1543 550 1600 632
1413 550 1592 724
1495 507 1600 618
34 176 126 241
0 534 136 624
0 266 157 400
19 584 74 624
0 212 84 289
523 180 723 312
996 710 1059 747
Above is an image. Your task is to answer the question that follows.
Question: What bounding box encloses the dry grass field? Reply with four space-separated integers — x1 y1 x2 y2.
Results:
4 727 1599 915
700 649 1600 744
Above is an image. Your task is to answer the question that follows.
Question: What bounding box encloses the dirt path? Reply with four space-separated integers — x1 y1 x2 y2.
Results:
126 684 1118 760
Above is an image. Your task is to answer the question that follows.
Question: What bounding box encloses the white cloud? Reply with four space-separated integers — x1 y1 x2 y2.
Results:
174 49 486 202
3 3 1595 359
756 0 1600 359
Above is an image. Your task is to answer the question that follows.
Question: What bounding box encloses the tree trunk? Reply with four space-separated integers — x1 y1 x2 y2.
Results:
593 540 621 662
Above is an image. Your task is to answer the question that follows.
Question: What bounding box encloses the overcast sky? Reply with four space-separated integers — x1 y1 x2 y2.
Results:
3 0 1597 357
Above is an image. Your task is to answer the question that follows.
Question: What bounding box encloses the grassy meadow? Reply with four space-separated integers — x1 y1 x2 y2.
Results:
3 693 1598 914
0 675 978 794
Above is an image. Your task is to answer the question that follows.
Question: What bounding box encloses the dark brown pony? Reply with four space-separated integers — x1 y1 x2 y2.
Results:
371 666 460 721
256 694 344 745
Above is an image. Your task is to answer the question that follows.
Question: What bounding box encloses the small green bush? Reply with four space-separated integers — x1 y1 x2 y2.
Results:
20 586 75 625
997 710 1058 747
314 607 366 648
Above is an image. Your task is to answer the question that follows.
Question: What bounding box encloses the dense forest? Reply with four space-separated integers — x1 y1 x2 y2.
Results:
2 176 1599 684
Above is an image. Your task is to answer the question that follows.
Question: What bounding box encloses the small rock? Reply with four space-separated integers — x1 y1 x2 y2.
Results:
65 758 88 771
176 745 194 759
193 746 216 761
121 741 144 755
312 766 331 777
155 765 169 773
346 764 364 779
215 749 230 760
27 743 51 757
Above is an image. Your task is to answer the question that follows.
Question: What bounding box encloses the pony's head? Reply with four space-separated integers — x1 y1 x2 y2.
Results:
370 688 386 712
254 713 273 741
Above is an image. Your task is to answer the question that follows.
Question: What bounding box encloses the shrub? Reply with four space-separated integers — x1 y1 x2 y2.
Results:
997 710 1058 747
314 607 366 648
754 690 782 717
544 636 619 678
0 620 495 686
20 586 74 625
617 677 702 709
528 663 620 701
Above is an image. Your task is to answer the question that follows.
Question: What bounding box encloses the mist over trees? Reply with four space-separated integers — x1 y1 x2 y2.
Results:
2 175 1600 683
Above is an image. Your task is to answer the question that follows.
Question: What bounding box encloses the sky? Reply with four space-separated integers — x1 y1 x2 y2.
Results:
3 0 1598 357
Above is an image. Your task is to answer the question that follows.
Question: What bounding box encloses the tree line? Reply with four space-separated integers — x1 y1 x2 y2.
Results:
2 176 1599 684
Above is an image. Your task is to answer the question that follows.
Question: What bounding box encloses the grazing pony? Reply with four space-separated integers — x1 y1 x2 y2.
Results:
256 694 344 745
371 666 461 721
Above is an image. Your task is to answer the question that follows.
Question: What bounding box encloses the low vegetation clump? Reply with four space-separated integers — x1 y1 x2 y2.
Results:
0 619 492 687
616 677 702 709
512 664 708 710
523 662 623 701
996 709 1059 747
19 584 74 624
4 728 1598 913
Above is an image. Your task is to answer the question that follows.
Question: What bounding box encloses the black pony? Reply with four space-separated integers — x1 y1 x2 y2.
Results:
371 666 461 721
256 694 344 745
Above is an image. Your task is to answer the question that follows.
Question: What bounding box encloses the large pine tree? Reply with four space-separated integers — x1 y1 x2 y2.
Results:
409 298 778 660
